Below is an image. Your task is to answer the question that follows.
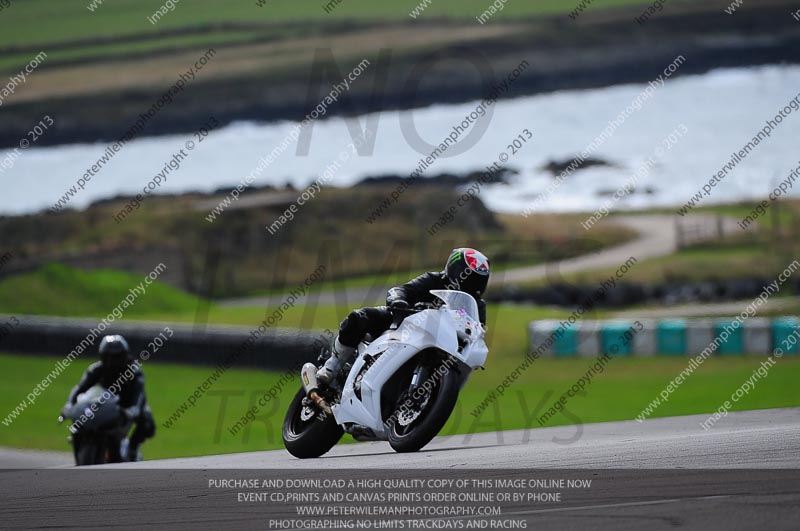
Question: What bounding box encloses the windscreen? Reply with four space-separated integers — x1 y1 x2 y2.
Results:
76 385 106 403
430 290 480 323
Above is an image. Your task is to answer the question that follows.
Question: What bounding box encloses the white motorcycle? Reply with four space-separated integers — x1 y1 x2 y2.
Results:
283 290 488 458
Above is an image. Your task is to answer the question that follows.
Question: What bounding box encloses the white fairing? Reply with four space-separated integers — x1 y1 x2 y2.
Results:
331 290 489 437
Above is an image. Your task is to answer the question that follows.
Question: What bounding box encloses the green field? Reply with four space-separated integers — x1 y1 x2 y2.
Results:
0 0 701 73
1 352 797 459
0 0 696 48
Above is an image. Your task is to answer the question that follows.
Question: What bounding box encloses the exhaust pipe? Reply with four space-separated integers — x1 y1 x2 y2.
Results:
301 363 319 394
301 363 332 414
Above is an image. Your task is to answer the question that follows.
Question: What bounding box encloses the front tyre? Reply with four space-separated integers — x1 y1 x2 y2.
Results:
283 388 343 459
387 362 459 453
74 439 102 466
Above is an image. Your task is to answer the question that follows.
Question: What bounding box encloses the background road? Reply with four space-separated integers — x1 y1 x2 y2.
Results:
0 447 72 468
219 213 740 308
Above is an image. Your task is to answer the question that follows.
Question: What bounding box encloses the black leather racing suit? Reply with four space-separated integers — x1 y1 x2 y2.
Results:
66 361 155 448
337 271 487 349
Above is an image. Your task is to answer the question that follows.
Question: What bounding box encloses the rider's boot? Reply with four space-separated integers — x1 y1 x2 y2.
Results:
120 437 143 462
119 438 130 461
317 337 355 386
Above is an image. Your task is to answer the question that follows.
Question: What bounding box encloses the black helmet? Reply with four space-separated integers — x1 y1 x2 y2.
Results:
99 335 130 371
444 248 490 296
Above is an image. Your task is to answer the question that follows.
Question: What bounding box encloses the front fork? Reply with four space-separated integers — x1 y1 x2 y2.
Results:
409 364 430 395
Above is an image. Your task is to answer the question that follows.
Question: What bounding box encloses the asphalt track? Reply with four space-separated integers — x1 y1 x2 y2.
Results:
2 409 798 530
107 407 800 470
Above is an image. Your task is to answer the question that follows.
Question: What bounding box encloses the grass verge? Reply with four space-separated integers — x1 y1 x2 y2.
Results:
1 353 796 459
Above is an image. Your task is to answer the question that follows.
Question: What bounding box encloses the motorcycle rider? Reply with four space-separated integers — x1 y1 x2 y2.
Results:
317 248 490 385
61 334 155 461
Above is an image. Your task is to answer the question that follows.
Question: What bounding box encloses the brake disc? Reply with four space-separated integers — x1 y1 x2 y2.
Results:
299 406 315 422
396 393 431 427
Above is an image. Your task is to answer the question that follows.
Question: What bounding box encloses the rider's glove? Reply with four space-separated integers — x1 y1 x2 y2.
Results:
389 299 410 312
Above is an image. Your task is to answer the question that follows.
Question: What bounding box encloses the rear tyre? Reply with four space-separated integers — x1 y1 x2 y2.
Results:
283 388 343 459
387 362 459 453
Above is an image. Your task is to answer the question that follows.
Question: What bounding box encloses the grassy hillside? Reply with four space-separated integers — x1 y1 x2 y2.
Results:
0 263 202 316
0 259 567 359
517 198 800 288
0 187 635 298
524 243 781 288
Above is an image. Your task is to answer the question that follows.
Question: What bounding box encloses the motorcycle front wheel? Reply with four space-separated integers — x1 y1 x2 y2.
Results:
387 361 459 453
74 438 102 466
282 388 343 459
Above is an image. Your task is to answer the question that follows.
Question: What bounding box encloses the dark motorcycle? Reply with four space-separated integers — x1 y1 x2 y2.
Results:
58 385 132 466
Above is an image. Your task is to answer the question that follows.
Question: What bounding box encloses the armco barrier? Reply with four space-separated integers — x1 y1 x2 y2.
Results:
529 317 799 357
687 319 715 357
0 314 329 370
634 320 658 356
577 320 600 358
529 320 558 357
743 318 771 355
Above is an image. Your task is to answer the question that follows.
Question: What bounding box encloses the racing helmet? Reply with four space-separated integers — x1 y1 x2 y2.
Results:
444 248 490 297
98 334 130 371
